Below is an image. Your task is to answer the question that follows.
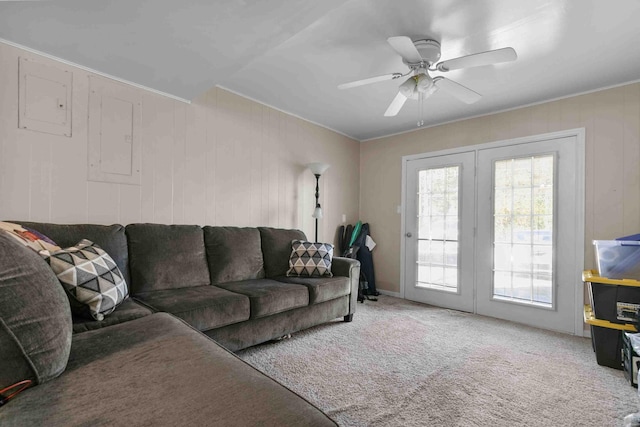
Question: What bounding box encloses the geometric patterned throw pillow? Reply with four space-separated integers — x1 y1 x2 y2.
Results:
39 239 129 321
286 240 334 278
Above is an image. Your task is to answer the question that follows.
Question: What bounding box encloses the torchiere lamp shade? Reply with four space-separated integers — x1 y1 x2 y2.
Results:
306 162 330 176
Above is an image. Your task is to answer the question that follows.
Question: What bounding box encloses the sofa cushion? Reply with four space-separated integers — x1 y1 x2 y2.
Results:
16 222 131 286
287 240 334 278
40 239 129 321
258 227 306 278
126 224 210 293
275 275 351 305
217 279 309 319
134 286 250 331
0 313 336 426
205 296 350 352
72 299 152 334
0 232 72 387
203 226 265 285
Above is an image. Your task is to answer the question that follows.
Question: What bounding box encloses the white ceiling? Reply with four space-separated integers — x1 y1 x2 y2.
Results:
1 0 640 141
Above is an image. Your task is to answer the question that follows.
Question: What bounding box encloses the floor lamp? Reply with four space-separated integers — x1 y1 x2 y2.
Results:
306 162 330 242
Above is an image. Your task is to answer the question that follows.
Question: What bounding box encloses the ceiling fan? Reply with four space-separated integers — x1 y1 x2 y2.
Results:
338 36 517 117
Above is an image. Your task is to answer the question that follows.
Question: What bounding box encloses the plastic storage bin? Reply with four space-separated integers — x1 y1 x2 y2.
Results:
594 240 640 280
588 282 640 324
585 270 640 325
582 271 639 370
591 324 624 369
583 304 633 369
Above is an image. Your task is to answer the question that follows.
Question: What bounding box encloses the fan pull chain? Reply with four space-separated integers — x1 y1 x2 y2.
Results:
417 92 424 127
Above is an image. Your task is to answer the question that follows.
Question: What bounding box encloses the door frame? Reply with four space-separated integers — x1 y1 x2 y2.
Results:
400 128 586 336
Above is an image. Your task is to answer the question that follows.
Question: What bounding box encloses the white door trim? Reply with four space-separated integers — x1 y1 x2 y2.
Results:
400 128 586 336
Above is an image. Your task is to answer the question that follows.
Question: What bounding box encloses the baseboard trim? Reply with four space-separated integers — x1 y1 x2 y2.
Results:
377 289 402 298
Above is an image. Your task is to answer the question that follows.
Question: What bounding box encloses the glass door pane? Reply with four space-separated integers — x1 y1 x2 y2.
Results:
417 165 460 292
492 155 554 306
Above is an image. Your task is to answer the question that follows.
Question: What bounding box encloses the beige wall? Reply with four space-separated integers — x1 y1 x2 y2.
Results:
3 39 640 293
0 42 360 243
361 83 640 293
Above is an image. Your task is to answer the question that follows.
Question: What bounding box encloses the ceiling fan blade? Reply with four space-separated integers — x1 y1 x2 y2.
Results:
436 47 517 72
387 36 423 64
384 91 408 117
434 77 481 104
338 73 402 90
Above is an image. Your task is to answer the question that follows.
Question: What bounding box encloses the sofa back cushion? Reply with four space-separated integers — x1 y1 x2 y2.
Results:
258 227 307 278
126 224 210 293
203 227 265 285
0 231 72 387
16 222 131 286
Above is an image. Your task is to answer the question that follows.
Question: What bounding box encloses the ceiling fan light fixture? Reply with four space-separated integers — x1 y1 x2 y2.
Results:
415 73 433 93
398 76 417 98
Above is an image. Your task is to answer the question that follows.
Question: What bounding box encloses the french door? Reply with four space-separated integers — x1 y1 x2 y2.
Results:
403 132 584 334
404 151 475 312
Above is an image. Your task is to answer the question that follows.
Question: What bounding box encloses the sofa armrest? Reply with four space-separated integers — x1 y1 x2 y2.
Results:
332 257 360 319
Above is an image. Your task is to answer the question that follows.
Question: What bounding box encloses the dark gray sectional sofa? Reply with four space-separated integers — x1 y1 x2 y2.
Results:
0 222 360 426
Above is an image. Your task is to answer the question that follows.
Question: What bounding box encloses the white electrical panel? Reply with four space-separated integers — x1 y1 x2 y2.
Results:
18 57 72 137
88 76 141 185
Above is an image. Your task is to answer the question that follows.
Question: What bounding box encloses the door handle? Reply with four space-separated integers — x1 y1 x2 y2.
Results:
406 232 412 238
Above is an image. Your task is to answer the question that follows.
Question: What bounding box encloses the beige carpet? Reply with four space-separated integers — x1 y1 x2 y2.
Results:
237 295 639 427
